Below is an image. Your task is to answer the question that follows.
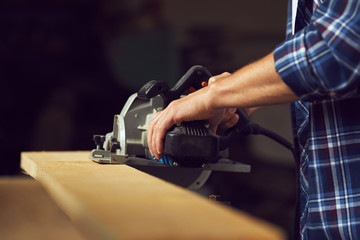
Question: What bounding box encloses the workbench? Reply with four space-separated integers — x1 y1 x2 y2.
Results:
16 151 284 240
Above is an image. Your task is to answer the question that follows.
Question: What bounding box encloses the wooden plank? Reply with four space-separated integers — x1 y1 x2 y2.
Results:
0 177 85 240
21 151 284 240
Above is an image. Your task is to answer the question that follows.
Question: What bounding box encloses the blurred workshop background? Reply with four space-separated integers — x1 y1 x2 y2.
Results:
1 0 296 238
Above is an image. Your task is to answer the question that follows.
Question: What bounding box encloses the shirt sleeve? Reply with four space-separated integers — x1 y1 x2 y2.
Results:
274 0 360 102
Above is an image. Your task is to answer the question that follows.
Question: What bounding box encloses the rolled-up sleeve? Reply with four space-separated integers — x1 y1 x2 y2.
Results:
274 0 360 102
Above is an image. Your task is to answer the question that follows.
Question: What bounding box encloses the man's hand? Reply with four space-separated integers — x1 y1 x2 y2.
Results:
147 71 244 159
146 84 219 160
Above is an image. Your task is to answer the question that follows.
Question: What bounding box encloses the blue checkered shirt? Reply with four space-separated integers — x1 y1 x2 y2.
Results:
274 0 360 239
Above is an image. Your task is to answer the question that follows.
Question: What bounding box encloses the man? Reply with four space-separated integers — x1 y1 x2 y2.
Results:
147 0 360 239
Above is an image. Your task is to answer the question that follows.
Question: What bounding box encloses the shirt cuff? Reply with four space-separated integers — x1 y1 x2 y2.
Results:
273 30 322 102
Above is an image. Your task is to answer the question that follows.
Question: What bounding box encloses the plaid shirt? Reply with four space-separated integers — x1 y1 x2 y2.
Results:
274 0 360 239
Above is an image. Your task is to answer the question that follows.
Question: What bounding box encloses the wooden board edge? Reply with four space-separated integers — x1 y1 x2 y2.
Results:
20 152 118 240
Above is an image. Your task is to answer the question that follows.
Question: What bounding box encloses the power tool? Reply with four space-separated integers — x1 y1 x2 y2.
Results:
90 66 294 189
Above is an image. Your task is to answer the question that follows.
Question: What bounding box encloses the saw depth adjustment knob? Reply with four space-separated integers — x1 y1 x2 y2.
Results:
110 137 120 153
93 135 105 150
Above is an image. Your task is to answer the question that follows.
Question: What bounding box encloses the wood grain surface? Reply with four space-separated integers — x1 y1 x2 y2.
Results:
0 177 85 240
21 151 284 240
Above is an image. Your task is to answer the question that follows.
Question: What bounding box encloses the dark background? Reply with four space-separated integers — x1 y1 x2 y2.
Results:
1 0 296 238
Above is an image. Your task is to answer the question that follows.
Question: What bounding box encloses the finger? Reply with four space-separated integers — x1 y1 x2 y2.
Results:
147 111 161 158
244 107 259 115
147 117 155 157
150 110 166 159
224 108 237 120
220 113 239 130
209 72 231 83
208 72 231 85
210 125 218 134
208 108 225 134
216 108 239 131
153 115 174 159
228 107 237 114
154 121 166 159
221 108 237 122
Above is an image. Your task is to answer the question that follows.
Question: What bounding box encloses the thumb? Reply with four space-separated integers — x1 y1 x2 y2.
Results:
208 72 231 85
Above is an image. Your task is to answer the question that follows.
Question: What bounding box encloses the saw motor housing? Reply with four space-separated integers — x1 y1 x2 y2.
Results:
164 121 219 167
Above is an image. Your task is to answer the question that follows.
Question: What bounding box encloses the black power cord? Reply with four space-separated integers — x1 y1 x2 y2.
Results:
245 123 296 160
220 109 296 161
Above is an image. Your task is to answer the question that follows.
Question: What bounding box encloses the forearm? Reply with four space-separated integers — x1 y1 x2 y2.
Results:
209 52 299 110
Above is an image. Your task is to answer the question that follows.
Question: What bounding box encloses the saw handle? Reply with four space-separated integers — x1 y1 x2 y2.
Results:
137 65 212 106
168 65 212 102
